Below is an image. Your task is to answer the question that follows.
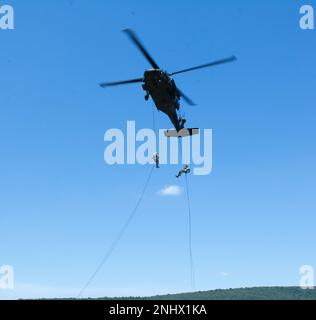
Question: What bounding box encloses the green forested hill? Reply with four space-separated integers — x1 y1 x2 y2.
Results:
99 287 316 300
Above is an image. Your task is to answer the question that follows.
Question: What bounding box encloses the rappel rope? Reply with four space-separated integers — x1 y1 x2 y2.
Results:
152 103 157 134
78 107 157 298
78 108 196 297
179 137 196 291
78 165 154 298
185 173 196 291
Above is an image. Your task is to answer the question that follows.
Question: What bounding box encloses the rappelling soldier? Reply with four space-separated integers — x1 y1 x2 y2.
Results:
176 165 190 178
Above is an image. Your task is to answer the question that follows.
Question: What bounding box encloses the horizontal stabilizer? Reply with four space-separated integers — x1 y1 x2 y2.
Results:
164 128 200 138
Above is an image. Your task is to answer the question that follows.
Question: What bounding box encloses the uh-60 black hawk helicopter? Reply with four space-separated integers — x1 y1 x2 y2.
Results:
100 29 236 137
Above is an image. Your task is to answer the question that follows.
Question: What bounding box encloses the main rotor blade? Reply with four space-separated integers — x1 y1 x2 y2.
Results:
177 89 196 106
170 55 237 76
123 29 160 69
99 78 143 88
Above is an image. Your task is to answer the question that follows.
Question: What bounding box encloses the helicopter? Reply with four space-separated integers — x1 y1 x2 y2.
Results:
100 29 236 136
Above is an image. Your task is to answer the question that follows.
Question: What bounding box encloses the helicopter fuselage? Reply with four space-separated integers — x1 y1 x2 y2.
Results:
100 29 236 132
142 69 184 131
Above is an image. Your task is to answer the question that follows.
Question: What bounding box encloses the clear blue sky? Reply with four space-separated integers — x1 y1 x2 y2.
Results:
0 0 315 299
